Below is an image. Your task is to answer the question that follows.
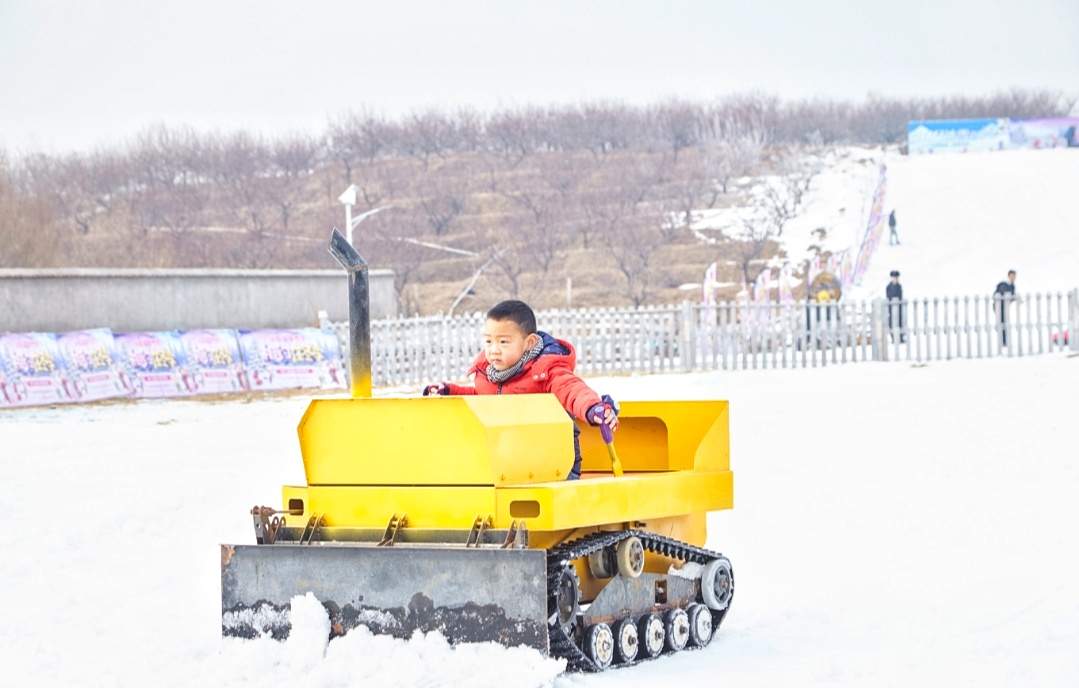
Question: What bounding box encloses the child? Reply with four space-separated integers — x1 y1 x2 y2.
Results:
424 299 618 480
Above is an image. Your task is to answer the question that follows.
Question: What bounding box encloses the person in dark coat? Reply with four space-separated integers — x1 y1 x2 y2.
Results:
888 210 899 245
994 270 1017 346
886 270 905 341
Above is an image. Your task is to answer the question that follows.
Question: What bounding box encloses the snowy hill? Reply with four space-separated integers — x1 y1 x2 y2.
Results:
694 146 1079 300
854 148 1079 298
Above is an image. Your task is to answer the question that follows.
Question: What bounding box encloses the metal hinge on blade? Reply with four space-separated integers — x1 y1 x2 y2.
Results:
500 520 529 549
251 505 284 545
299 513 324 544
378 513 408 546
465 515 493 547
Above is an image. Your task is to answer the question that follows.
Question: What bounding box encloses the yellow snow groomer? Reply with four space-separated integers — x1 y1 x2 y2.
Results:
220 231 734 671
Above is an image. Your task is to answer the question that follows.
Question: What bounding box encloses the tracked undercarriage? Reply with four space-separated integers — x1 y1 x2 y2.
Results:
547 530 733 670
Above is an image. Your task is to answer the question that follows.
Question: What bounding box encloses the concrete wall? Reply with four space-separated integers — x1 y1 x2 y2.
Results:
0 268 397 333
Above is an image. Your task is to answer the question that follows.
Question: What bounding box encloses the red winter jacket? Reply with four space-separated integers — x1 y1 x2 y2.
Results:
444 332 600 422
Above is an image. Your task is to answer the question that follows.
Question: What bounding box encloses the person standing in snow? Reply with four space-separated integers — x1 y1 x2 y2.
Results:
888 210 899 245
994 270 1017 347
885 270 905 342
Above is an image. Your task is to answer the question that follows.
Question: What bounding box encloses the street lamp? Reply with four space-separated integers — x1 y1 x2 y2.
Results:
337 184 392 246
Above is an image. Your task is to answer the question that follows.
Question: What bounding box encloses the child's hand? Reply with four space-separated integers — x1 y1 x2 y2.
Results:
588 400 619 431
423 382 448 396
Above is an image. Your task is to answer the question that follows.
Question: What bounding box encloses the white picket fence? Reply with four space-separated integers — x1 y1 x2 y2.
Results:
330 289 1079 388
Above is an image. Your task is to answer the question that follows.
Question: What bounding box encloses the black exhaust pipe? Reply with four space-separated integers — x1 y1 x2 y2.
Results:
328 227 371 398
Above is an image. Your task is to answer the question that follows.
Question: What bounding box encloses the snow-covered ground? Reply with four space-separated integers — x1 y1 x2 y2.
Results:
4 353 1079 687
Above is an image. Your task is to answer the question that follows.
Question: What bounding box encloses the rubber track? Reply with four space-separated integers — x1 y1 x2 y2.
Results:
545 529 732 672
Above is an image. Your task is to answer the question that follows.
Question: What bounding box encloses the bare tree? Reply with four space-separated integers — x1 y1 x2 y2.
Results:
703 135 762 200
505 193 571 275
607 218 667 306
20 154 99 234
400 109 455 170
487 107 542 165
266 134 318 231
754 149 820 237
490 243 529 298
1 153 64 266
124 126 211 234
731 205 782 288
415 164 468 236
327 110 389 185
210 132 275 236
651 100 703 160
363 209 432 309
579 156 656 249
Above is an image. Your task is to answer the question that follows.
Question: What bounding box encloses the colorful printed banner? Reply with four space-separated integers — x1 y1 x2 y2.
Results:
55 329 127 402
114 331 191 398
778 264 795 303
238 328 346 392
0 333 69 407
0 326 348 409
179 329 245 394
851 164 889 287
909 117 1079 154
1008 118 1079 149
907 118 1009 155
702 261 718 305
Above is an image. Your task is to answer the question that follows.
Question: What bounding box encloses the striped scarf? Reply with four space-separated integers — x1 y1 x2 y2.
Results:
486 337 545 384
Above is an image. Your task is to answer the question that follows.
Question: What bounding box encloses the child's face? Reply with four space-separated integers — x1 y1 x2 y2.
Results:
483 318 539 371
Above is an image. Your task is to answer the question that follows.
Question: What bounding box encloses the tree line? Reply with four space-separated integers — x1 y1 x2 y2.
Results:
0 89 1069 311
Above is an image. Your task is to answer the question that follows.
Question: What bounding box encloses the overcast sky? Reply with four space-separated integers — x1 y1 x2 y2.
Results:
2 0 1077 153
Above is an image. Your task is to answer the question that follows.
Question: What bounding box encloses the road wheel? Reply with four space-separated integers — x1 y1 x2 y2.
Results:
613 617 639 663
637 613 665 659
664 607 690 652
584 623 615 670
686 603 713 647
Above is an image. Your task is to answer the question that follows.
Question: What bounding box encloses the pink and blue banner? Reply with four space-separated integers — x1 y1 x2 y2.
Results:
851 164 888 287
0 332 69 407
179 329 245 394
239 328 346 392
909 117 1079 154
56 328 127 402
1008 118 1079 149
114 331 191 398
0 326 346 408
907 118 1009 155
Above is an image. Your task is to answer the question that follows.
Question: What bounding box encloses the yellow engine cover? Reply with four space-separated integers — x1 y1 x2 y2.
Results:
288 395 732 535
298 395 576 486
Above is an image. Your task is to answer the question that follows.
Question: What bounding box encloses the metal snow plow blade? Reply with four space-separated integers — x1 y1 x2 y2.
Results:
220 543 549 650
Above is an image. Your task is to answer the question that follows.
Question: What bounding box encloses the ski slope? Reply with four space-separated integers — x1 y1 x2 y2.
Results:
3 354 1078 687
853 148 1079 299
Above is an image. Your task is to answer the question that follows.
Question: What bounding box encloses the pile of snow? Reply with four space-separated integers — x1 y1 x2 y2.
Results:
213 593 563 688
3 354 1079 686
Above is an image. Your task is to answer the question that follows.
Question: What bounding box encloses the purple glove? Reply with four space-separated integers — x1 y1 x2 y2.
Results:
587 394 620 443
422 382 449 396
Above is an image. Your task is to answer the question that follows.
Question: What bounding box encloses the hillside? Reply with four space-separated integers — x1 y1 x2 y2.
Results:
3 92 1072 315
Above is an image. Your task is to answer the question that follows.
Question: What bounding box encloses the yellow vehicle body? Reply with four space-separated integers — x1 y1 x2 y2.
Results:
220 230 735 670
275 395 732 599
286 394 732 532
